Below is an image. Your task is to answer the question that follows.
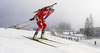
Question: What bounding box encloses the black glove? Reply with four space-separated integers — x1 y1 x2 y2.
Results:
30 18 34 21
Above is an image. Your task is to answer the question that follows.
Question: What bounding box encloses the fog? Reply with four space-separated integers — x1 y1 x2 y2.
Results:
0 0 100 30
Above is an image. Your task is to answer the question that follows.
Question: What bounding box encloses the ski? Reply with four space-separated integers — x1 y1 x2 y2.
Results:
39 38 63 44
23 36 56 47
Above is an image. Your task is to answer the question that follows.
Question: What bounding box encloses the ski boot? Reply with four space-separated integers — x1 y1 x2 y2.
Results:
40 32 48 40
33 32 39 41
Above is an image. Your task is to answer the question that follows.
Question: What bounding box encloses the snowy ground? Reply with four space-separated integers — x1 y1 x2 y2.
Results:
80 38 100 49
0 28 100 53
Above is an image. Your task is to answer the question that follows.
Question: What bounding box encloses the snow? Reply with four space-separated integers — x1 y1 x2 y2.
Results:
0 28 100 53
80 39 100 49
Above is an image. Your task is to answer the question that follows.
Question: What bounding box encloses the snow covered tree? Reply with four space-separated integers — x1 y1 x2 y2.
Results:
52 22 71 34
57 22 71 34
84 18 90 38
89 14 96 38
58 22 71 31
84 14 96 38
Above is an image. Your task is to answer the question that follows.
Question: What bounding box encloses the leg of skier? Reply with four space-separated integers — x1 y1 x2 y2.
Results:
41 21 48 40
33 21 42 40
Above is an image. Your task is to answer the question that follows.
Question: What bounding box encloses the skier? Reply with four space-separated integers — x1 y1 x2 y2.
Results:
30 4 55 40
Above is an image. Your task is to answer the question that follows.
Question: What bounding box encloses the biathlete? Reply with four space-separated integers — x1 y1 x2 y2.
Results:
30 4 55 40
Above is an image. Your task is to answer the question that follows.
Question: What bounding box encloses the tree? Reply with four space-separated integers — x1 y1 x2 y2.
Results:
84 14 96 38
89 14 96 38
84 18 90 38
56 22 71 34
58 22 71 31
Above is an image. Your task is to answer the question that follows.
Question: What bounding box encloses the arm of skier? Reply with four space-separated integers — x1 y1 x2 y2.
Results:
30 13 38 21
44 9 54 20
44 15 49 20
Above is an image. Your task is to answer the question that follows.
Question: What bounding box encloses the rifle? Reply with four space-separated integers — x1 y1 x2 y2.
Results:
33 3 57 13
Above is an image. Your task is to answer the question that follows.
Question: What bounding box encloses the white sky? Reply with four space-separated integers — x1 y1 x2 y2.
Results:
0 0 100 30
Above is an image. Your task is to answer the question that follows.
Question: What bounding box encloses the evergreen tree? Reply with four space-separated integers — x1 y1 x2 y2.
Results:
84 14 96 38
